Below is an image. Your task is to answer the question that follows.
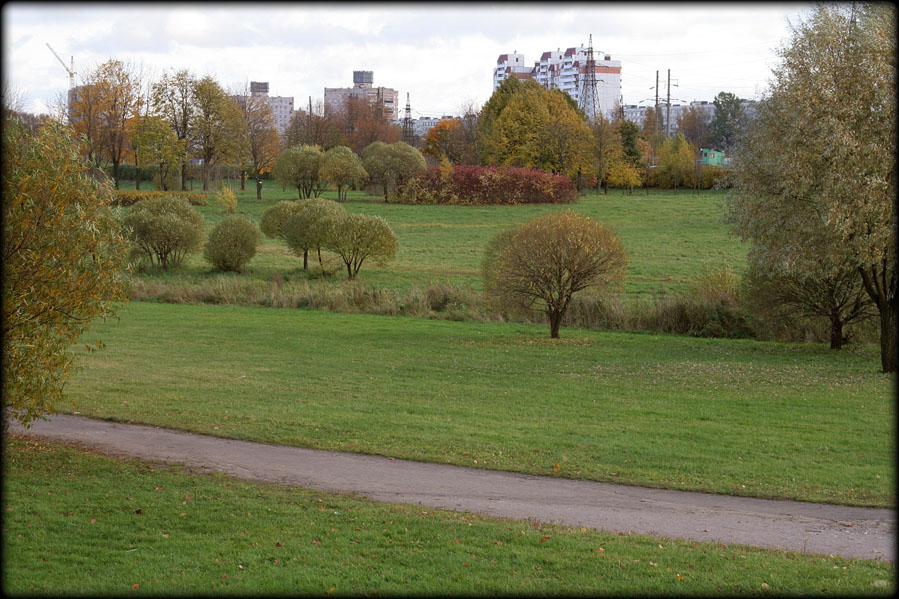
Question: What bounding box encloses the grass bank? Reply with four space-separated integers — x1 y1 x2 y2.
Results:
3 438 893 595
64 302 895 507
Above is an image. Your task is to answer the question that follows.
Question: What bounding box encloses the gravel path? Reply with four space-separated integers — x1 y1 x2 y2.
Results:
10 414 895 562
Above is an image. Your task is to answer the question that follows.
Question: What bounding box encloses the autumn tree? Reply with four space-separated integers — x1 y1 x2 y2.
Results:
327 213 399 280
483 211 627 338
678 106 711 192
191 76 247 191
657 134 696 189
286 99 344 150
319 145 367 202
422 118 463 163
3 118 129 428
590 114 622 193
274 144 324 199
477 75 522 161
95 59 143 188
260 200 309 267
481 80 593 177
726 3 896 371
361 141 426 201
233 87 280 199
342 96 401 155
152 69 196 190
69 66 107 171
133 115 183 191
122 196 205 270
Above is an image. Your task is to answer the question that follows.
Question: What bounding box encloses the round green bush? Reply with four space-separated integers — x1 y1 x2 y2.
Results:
203 216 262 273
260 200 308 239
122 195 205 270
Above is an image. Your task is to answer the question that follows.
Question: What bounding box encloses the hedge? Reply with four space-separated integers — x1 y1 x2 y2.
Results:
395 165 577 205
112 190 210 207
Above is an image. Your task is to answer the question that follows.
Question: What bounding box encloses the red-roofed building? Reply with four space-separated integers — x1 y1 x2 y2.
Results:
493 52 533 88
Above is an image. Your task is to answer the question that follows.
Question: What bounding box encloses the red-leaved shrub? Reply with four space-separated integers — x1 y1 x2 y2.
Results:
395 165 577 205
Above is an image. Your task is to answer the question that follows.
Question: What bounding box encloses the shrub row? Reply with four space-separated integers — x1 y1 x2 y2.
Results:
395 165 578 205
642 165 729 190
112 189 210 207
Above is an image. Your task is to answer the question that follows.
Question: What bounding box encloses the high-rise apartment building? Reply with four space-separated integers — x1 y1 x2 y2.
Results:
231 81 295 138
324 71 399 121
493 42 622 120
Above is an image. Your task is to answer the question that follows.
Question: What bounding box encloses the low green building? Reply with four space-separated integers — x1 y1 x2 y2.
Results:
700 148 726 166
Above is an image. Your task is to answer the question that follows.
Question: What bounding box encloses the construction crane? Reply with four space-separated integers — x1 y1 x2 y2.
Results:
46 43 75 90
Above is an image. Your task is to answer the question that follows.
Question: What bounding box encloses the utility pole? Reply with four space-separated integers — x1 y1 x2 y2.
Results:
580 34 601 123
654 70 660 139
402 92 415 146
666 69 672 137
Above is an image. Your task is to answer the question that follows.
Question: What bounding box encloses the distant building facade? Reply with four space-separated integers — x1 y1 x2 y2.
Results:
231 81 295 137
492 42 622 120
324 71 399 121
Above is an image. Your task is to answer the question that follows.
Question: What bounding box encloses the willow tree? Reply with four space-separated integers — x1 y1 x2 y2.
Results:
725 3 896 371
3 118 129 427
483 211 626 339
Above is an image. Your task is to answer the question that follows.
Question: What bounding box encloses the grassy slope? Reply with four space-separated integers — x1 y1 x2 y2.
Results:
65 302 895 507
129 182 745 298
3 438 893 596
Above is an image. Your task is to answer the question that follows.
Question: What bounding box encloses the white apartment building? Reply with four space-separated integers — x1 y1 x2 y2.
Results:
493 42 622 120
231 82 295 137
324 71 399 121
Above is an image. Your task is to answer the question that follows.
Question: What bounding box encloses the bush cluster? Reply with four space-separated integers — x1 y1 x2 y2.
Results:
203 216 261 273
643 165 729 190
112 189 210 207
121 196 205 270
396 165 577 205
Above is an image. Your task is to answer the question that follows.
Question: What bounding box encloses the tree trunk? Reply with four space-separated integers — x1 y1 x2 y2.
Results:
112 160 120 189
549 311 562 339
256 178 263 200
240 172 246 192
829 312 844 350
879 297 897 372
317 247 324 275
135 167 141 191
303 249 308 271
347 262 354 279
181 160 188 191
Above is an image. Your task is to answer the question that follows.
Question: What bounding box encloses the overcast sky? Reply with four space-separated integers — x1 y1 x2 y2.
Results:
4 2 813 118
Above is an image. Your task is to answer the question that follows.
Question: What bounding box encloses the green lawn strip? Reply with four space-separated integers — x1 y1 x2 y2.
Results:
65 302 895 507
3 438 893 596
128 183 745 298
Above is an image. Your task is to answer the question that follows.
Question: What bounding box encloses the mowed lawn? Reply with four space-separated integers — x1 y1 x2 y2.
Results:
64 301 895 507
128 183 745 298
4 438 893 596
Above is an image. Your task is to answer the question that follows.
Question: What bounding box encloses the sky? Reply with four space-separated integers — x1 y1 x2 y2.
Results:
4 2 814 118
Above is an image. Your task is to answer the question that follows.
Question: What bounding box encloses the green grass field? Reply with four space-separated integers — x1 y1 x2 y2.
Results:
4 438 893 596
126 180 745 298
63 301 895 507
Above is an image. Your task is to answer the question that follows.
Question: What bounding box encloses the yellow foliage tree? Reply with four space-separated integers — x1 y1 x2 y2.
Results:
3 118 129 427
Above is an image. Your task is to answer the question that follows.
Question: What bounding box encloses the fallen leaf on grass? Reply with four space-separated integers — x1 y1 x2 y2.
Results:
540 536 550 543
132 583 139 590
135 509 142 515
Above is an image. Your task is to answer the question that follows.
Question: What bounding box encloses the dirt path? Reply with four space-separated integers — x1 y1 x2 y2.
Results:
10 414 895 562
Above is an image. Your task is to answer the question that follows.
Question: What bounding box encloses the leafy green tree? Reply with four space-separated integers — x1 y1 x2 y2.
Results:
203 216 261 273
707 91 744 153
282 198 347 275
726 3 896 371
319 145 367 202
482 211 627 338
260 200 309 267
616 119 642 166
274 144 324 199
122 195 205 270
361 141 426 201
3 118 129 428
134 115 183 191
590 114 622 192
743 250 875 350
191 76 248 191
152 69 196 190
327 213 399 279
233 87 280 199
